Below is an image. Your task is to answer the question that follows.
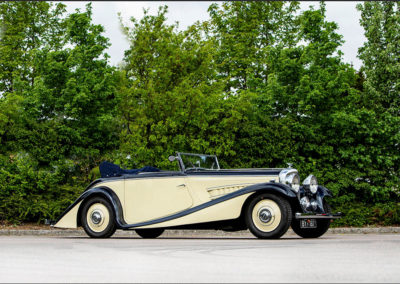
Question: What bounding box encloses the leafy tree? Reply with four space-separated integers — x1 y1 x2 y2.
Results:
207 1 300 93
259 4 378 206
16 4 119 176
0 3 118 223
356 2 400 200
0 2 66 156
117 6 230 169
208 2 371 205
357 2 400 114
202 2 301 167
0 1 66 94
0 93 23 154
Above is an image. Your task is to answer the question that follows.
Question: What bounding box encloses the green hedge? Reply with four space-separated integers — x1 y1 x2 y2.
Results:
0 155 83 223
330 201 400 227
1 154 399 227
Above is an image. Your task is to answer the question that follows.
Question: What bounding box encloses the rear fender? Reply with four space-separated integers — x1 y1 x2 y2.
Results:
53 186 125 229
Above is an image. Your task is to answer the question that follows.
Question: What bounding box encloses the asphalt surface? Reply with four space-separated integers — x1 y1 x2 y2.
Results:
0 233 399 283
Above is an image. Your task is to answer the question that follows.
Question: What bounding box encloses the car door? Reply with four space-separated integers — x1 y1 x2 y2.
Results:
123 174 193 224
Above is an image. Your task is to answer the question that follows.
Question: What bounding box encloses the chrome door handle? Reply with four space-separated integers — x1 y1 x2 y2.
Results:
177 184 186 188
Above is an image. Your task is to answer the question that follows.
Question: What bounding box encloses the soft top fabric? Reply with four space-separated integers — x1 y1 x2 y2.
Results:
99 161 160 178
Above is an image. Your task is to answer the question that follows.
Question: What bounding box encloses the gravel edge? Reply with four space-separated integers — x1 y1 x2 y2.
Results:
0 227 399 237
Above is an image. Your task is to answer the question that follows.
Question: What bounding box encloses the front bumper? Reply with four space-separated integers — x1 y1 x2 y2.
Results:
295 212 343 219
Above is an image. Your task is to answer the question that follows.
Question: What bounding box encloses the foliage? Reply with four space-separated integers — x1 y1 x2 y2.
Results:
206 1 300 93
0 2 118 222
331 201 400 227
356 1 400 200
0 154 82 223
0 1 66 94
0 1 398 226
117 6 230 170
21 3 119 175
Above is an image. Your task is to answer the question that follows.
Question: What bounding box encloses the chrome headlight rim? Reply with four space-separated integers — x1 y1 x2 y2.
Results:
286 173 300 193
303 174 318 194
279 169 300 193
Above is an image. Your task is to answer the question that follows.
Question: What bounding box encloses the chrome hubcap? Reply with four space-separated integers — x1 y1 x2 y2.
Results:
90 210 104 226
252 199 282 232
87 203 109 233
258 208 272 223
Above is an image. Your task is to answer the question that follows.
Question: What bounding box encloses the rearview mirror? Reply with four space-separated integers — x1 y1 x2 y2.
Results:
168 155 176 162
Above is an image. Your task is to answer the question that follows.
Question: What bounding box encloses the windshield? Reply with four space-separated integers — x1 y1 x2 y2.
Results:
177 153 220 171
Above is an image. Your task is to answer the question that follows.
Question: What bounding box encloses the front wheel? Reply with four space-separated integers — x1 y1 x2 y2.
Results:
81 196 117 238
245 193 292 239
291 203 332 238
135 228 164 239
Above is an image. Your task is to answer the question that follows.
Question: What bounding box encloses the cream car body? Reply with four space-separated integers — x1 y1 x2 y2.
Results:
54 153 341 239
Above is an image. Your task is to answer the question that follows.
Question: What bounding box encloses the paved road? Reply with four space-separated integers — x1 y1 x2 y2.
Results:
0 233 399 283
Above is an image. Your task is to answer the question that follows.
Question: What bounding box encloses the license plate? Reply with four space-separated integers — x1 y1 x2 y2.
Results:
300 219 317 228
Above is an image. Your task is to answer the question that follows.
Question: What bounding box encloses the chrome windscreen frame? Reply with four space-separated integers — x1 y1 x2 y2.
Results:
176 152 220 172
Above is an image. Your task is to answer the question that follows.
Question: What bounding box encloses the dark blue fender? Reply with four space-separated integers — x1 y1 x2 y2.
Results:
55 186 127 228
318 185 333 198
300 185 332 213
316 185 333 213
243 182 298 199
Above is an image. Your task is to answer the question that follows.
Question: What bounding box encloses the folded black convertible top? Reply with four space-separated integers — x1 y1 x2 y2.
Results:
99 161 160 178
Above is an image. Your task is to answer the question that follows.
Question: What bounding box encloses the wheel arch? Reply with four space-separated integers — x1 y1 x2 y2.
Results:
77 186 126 228
239 184 297 222
53 186 125 229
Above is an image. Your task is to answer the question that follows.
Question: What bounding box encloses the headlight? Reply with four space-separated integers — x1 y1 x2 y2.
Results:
279 169 300 193
286 173 300 193
303 175 318 194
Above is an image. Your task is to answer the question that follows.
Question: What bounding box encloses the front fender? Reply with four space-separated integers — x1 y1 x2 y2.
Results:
314 185 333 213
317 185 333 198
242 182 297 199
239 182 298 215
53 186 125 229
297 185 333 214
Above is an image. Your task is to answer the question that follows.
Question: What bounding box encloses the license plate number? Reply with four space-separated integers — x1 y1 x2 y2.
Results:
300 219 317 228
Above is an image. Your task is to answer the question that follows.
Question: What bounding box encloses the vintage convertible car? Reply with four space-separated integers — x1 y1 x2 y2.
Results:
54 152 341 239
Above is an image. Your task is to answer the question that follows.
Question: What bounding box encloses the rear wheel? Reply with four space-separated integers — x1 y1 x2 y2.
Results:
135 228 164 239
291 203 331 238
81 196 117 238
245 193 292 239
